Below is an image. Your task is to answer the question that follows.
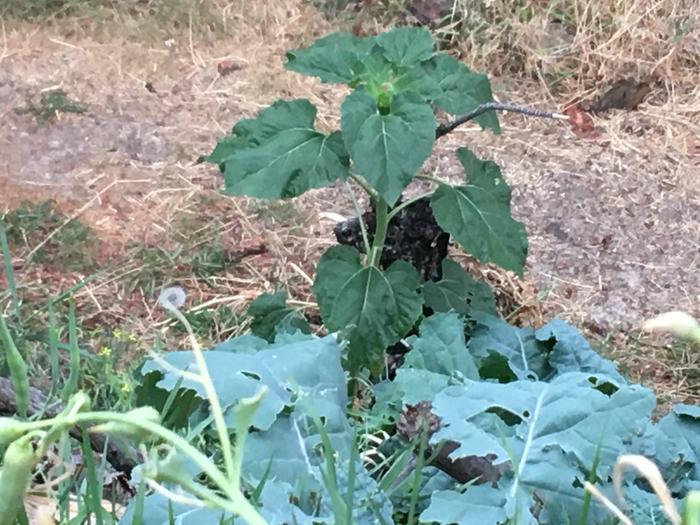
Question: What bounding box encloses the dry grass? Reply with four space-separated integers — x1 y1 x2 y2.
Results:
0 0 697 406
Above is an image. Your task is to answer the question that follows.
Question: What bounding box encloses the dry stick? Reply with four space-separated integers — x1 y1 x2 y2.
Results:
435 102 568 139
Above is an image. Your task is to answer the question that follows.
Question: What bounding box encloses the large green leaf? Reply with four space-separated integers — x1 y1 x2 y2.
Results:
372 368 453 424
259 481 324 524
341 89 435 205
206 99 350 199
422 259 497 316
202 116 260 166
535 319 626 382
624 484 679 525
375 26 435 66
141 333 353 518
421 53 500 133
285 32 376 84
142 334 347 433
404 312 479 379
431 148 528 275
247 290 310 342
468 313 552 381
420 487 508 525
426 372 657 524
284 27 435 84
650 404 700 492
313 245 422 370
119 492 230 525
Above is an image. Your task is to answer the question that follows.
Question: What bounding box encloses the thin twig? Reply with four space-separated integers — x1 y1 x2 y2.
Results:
436 102 568 139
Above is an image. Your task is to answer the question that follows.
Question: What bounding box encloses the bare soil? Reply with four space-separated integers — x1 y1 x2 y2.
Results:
0 4 698 400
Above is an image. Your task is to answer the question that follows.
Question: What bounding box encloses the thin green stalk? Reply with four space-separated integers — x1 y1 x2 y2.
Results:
33 410 266 524
576 435 604 525
20 412 226 491
406 428 428 525
229 390 266 496
130 478 147 525
80 429 105 525
344 181 371 256
165 476 266 525
313 413 347 524
344 429 358 525
369 197 389 267
61 300 80 402
350 174 378 201
387 191 435 222
415 174 450 186
168 307 236 485
0 222 20 321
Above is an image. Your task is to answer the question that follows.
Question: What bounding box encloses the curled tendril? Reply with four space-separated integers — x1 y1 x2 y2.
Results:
159 286 186 313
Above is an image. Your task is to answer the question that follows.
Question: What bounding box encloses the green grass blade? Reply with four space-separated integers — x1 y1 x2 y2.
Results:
344 428 358 525
130 477 146 525
250 457 274 506
80 427 105 525
47 303 61 398
61 299 80 402
0 221 21 321
168 499 175 525
377 445 416 494
0 313 29 419
576 425 605 525
406 429 428 525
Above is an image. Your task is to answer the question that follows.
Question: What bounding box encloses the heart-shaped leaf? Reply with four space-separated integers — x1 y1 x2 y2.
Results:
431 148 528 275
247 291 310 342
423 259 497 316
285 32 376 84
206 99 350 199
421 53 500 133
313 245 422 370
375 26 435 66
341 89 435 205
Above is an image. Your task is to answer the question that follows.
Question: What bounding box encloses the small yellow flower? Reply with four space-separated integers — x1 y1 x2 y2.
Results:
121 383 132 393
99 346 112 357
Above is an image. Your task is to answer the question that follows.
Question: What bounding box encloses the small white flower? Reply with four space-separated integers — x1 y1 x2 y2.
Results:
159 286 186 313
643 311 700 341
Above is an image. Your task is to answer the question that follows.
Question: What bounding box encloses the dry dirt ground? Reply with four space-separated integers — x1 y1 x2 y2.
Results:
0 3 698 402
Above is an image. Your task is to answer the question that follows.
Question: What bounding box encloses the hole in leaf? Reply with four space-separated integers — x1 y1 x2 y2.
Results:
240 371 261 381
587 376 619 396
478 352 517 383
486 407 522 426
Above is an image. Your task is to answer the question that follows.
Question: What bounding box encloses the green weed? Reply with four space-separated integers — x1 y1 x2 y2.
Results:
16 89 87 123
1 200 97 272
